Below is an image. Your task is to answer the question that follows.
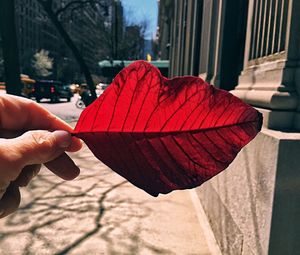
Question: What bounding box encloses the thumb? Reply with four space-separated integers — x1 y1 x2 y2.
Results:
2 130 72 176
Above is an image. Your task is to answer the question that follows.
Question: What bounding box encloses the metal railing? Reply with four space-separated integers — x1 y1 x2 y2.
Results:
249 0 288 61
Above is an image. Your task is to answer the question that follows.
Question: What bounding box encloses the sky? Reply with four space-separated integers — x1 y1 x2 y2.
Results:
121 0 158 40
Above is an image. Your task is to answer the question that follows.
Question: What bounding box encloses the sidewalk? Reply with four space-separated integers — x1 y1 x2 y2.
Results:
0 124 218 255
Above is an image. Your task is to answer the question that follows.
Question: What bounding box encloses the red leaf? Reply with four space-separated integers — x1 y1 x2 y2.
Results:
73 61 262 196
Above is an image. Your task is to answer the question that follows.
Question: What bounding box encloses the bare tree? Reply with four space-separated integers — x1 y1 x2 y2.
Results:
35 0 108 101
0 0 22 95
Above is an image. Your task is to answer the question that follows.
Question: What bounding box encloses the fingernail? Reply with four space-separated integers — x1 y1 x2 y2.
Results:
53 130 72 148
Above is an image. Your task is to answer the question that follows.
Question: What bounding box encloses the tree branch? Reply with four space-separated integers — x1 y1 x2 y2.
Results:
54 0 107 17
36 0 53 9
55 0 87 17
36 0 97 101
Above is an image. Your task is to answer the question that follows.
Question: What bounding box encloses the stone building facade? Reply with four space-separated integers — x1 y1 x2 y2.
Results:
158 0 300 254
14 0 104 81
15 0 61 74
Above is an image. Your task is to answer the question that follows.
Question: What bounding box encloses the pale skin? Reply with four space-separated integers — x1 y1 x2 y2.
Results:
0 94 82 218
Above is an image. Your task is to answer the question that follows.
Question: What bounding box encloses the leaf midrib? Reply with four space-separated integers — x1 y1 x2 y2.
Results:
72 119 258 135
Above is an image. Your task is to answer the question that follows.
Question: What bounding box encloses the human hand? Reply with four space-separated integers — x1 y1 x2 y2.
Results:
0 94 82 218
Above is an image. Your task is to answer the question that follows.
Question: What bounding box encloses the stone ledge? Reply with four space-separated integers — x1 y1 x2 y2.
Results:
195 129 300 255
254 108 295 131
231 90 298 110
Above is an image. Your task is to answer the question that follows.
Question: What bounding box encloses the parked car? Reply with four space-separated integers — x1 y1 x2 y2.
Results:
33 80 73 102
1 74 36 98
20 74 36 98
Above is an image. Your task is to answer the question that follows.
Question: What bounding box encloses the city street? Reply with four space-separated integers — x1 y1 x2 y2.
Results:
38 94 84 123
0 91 217 255
0 90 86 123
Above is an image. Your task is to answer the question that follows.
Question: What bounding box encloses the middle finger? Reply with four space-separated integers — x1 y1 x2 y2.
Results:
14 164 41 187
0 181 10 200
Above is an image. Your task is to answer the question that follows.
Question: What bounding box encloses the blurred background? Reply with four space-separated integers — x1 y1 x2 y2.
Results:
0 0 163 100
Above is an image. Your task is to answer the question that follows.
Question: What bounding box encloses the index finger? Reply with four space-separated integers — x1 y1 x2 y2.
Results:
0 95 82 152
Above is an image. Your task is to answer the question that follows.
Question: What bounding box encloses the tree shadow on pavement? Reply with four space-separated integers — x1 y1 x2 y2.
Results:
0 146 175 255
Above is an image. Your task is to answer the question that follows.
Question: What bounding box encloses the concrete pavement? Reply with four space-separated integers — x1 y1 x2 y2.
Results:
0 92 220 254
0 142 216 254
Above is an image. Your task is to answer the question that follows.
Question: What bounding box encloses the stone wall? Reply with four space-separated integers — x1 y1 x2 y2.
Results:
196 129 300 255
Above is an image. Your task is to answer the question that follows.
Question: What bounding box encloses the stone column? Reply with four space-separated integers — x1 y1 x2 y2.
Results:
169 0 180 77
210 0 248 91
198 0 219 81
157 0 173 61
232 0 300 131
195 2 300 254
174 0 185 76
183 0 195 75
190 1 203 76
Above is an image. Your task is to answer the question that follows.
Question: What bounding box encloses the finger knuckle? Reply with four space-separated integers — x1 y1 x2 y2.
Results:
28 131 56 160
